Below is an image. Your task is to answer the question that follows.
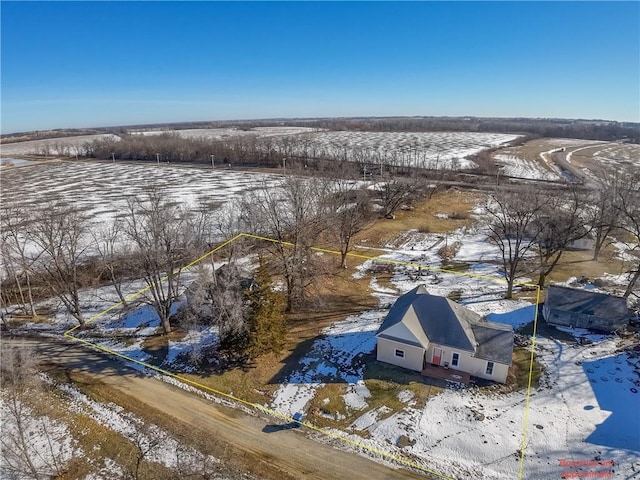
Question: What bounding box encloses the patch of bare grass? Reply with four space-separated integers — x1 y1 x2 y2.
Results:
546 247 628 285
362 353 442 414
306 383 350 428
356 189 481 246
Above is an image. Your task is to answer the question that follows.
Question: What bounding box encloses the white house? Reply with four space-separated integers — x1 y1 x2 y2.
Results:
375 285 514 384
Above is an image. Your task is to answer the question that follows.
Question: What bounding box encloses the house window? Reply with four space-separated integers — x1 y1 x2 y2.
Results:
486 362 494 375
451 353 459 367
395 349 405 358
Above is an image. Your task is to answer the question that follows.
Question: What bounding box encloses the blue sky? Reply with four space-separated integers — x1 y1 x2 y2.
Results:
1 1 638 133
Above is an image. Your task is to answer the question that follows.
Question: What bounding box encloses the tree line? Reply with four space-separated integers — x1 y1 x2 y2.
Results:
6 116 636 144
2 165 638 350
1 171 436 359
486 169 640 299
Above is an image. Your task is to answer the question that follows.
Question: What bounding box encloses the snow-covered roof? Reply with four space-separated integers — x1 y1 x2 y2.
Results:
376 285 514 365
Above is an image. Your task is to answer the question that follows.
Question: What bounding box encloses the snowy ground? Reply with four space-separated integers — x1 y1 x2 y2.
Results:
493 153 561 181
0 157 36 167
0 160 283 262
130 126 319 139
0 134 120 156
271 309 387 417
0 160 281 227
576 144 640 178
277 131 521 170
5 192 638 478
489 137 638 182
0 374 220 479
267 226 639 479
0 397 79 478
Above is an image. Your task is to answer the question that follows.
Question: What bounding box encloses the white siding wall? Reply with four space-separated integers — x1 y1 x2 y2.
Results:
377 338 425 372
425 344 510 384
456 354 509 383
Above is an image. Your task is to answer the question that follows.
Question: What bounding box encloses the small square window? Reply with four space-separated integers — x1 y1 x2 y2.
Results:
451 353 459 367
395 349 405 358
486 361 494 375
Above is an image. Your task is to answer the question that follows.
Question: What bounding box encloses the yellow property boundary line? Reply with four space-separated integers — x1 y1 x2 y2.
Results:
64 232 540 480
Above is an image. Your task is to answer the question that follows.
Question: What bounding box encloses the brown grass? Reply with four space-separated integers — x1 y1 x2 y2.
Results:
545 247 628 286
16 377 176 480
353 188 481 248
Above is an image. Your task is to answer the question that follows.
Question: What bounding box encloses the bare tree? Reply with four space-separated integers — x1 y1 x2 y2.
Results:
93 217 130 307
201 262 249 348
124 190 195 334
375 177 420 218
533 188 589 286
615 173 640 298
589 169 624 260
485 188 546 299
329 179 373 268
1 206 39 317
28 204 91 326
240 176 331 311
1 344 67 479
122 422 165 480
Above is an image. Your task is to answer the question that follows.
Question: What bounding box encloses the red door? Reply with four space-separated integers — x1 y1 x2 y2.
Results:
432 348 442 365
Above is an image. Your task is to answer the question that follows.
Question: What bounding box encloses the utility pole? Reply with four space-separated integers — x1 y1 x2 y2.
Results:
283 157 286 174
156 153 160 165
111 152 115 163
210 155 215 169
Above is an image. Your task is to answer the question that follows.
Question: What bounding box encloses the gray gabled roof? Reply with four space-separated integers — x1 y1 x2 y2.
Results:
470 322 514 365
376 285 514 365
545 285 629 321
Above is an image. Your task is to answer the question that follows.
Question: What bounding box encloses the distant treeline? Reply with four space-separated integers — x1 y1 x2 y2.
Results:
287 117 640 143
0 128 102 144
5 115 639 144
86 133 373 173
117 116 640 143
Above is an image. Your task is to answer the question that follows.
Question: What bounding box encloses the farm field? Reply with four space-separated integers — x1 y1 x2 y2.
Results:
490 138 640 181
0 134 120 156
2 130 522 171
130 126 319 139
566 142 640 174
281 131 522 170
0 160 281 228
4 130 637 182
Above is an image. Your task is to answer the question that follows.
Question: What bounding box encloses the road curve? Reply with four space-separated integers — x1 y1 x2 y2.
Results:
8 335 431 480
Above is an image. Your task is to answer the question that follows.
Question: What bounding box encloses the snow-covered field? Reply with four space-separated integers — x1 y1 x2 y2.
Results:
0 157 36 167
278 131 521 170
127 129 519 170
0 160 281 228
489 138 638 181
130 126 319 139
494 153 561 181
0 134 120 156
569 143 640 173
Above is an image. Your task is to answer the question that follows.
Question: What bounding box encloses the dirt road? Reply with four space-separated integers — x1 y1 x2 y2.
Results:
9 336 431 480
